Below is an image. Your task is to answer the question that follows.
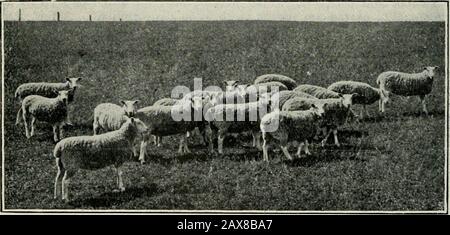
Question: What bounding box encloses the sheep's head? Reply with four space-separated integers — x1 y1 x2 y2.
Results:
126 117 148 134
225 80 239 92
424 66 439 78
190 96 205 111
57 90 69 105
311 103 327 116
120 100 139 117
339 93 356 108
66 77 82 89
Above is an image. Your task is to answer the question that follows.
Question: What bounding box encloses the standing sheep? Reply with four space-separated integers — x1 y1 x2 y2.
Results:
282 94 356 147
294 84 341 99
17 90 71 142
328 81 382 118
15 77 82 125
205 99 271 154
152 97 181 146
254 74 297 90
53 117 148 201
376 66 438 115
260 103 326 162
263 90 318 110
135 98 202 164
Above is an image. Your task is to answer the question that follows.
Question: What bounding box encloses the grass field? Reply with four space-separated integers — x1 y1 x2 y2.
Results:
3 21 446 210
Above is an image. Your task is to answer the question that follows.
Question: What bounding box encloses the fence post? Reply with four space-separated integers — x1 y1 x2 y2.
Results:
57 12 60 21
89 15 92 21
18 9 22 21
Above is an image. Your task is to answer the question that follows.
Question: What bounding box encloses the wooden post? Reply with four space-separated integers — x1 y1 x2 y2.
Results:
57 12 60 21
89 15 92 21
19 9 22 21
120 18 122 21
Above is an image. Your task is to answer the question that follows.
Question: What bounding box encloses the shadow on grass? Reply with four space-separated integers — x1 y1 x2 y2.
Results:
68 184 159 208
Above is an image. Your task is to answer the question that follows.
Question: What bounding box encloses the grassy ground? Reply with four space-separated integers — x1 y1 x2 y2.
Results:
3 21 446 210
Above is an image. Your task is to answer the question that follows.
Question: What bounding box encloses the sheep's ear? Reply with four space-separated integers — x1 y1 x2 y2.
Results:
338 93 343 98
322 103 328 109
65 77 71 82
130 117 135 123
311 103 317 109
76 77 82 81
134 100 140 104
120 100 126 105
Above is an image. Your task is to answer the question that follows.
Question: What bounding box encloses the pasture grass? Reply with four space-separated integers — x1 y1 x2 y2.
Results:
3 21 446 210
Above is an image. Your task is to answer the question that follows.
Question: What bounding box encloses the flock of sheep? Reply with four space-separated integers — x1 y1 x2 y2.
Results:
13 66 438 201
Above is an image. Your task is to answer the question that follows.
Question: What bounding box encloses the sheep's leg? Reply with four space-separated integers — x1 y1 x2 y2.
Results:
304 140 311 155
333 129 340 147
178 136 185 154
419 95 428 115
52 125 59 143
262 132 270 162
218 133 226 154
321 128 332 147
30 117 36 137
255 131 262 150
15 108 22 125
114 167 125 192
61 171 72 201
54 161 64 200
59 123 64 140
295 142 305 158
93 120 100 135
157 136 162 147
280 145 293 161
139 134 150 164
23 110 30 138
183 135 191 153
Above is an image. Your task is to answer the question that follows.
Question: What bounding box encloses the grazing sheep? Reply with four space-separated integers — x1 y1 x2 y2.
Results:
328 81 382 117
15 77 82 125
294 84 341 99
53 117 148 201
246 81 288 96
376 66 438 115
282 94 356 147
254 74 297 90
260 103 326 161
17 90 71 142
135 98 202 164
205 99 271 154
262 90 318 110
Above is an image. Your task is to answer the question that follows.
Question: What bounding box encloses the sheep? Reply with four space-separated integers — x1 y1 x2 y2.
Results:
294 84 341 99
246 81 288 96
376 66 438 115
261 90 318 110
152 98 181 146
15 77 82 125
93 100 140 134
17 90 71 142
260 103 326 162
254 74 297 90
134 97 202 164
328 81 382 118
205 99 272 154
282 94 356 147
153 98 180 106
53 117 148 201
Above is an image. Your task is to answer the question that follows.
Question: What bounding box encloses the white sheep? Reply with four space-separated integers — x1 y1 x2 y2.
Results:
282 94 356 147
376 66 438 115
15 77 82 125
93 100 140 134
263 90 318 110
328 81 382 118
135 98 202 164
152 98 181 146
246 81 288 96
254 74 297 90
53 117 148 201
260 103 326 161
205 99 271 154
17 90 71 142
294 84 343 99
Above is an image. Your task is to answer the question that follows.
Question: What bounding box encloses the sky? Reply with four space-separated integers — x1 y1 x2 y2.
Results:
1 2 448 22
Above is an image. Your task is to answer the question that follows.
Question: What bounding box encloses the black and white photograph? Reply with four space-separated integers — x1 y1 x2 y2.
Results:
1 1 448 215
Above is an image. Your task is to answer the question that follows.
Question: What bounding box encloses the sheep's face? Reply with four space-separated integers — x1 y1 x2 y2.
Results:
424 66 438 78
311 103 326 116
190 96 205 110
128 117 148 134
340 94 355 108
57 90 70 104
66 77 82 89
225 80 239 92
121 100 139 117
